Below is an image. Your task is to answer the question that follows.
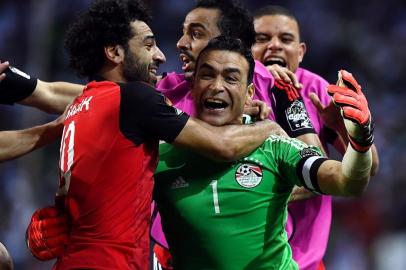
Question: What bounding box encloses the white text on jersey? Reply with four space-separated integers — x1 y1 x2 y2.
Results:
65 96 93 120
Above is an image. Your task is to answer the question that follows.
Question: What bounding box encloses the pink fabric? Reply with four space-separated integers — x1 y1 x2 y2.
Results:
284 68 332 270
153 63 333 270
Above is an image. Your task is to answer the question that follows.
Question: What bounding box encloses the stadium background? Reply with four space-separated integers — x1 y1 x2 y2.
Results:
0 0 405 269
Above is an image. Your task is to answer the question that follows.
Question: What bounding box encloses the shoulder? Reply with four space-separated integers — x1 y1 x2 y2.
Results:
261 135 310 151
296 67 329 89
120 81 162 102
156 72 186 91
253 60 273 79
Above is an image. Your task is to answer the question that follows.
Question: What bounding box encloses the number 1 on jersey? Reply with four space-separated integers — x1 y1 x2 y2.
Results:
210 180 220 214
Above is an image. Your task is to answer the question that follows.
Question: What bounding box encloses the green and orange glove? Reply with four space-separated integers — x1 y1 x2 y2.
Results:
327 70 374 152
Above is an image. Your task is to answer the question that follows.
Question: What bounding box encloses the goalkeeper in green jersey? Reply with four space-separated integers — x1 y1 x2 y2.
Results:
153 36 374 270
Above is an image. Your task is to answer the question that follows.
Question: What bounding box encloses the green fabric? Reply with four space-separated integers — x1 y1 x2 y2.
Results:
154 135 322 270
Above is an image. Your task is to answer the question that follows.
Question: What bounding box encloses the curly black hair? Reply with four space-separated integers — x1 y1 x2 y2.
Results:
64 0 151 78
196 35 255 84
195 0 255 49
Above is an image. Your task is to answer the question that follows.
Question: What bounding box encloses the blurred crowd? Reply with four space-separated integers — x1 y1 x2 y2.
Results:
0 0 405 269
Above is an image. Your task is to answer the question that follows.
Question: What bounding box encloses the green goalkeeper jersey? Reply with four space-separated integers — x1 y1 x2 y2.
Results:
154 135 325 270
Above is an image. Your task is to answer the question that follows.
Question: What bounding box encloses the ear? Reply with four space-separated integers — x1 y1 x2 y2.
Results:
104 45 125 64
298 42 307 64
247 83 255 98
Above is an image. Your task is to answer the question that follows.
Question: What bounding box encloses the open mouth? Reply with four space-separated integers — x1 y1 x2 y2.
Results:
149 68 157 75
204 98 229 111
264 57 286 67
179 53 194 72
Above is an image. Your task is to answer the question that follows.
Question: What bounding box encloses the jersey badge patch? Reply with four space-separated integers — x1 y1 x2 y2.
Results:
235 163 263 188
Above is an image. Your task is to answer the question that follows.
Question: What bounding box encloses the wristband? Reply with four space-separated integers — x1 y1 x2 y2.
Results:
271 80 316 137
0 66 38 104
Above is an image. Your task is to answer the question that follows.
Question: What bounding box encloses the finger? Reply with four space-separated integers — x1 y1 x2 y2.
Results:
244 107 260 117
37 207 61 218
339 70 361 93
309 93 325 112
35 250 57 261
342 107 369 125
251 100 270 120
276 66 292 84
0 61 9 72
45 234 69 248
260 106 271 120
41 223 69 238
327 85 360 99
49 246 65 257
332 93 361 109
286 70 301 89
39 215 69 229
266 65 281 81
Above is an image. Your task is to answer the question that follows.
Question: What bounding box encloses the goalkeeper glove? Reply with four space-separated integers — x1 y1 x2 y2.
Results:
26 206 69 261
327 70 374 152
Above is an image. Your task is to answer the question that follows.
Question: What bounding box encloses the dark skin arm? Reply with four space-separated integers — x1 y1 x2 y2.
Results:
0 115 64 162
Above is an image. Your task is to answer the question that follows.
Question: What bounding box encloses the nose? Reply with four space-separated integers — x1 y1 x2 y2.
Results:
153 46 166 64
210 76 225 94
177 33 190 51
266 36 282 51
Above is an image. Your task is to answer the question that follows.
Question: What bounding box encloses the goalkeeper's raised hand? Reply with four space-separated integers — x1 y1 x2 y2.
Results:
26 206 69 261
327 70 374 152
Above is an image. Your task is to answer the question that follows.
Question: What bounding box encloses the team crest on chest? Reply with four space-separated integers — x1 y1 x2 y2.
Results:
235 163 263 188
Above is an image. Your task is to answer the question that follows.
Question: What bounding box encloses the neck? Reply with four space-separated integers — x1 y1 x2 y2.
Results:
99 62 126 83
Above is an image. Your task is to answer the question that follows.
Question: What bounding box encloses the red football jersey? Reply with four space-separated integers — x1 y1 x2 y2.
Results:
53 80 188 270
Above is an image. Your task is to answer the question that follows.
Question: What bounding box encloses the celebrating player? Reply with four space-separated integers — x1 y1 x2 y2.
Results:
22 1 276 269
0 61 65 162
251 6 379 269
153 36 374 269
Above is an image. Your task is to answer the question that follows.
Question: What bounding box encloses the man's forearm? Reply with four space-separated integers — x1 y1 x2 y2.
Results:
340 144 372 196
173 118 285 162
217 120 286 160
20 80 84 114
0 120 63 162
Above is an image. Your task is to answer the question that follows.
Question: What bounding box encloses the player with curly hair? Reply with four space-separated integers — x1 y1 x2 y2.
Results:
19 1 274 269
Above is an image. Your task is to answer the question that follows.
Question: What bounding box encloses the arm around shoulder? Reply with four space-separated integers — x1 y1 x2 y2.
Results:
20 80 84 114
173 118 284 161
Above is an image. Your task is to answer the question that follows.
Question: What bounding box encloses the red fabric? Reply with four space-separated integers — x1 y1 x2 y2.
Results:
317 261 326 270
153 244 173 269
54 81 158 270
26 206 68 261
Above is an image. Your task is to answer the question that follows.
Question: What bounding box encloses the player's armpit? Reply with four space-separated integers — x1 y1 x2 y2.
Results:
20 80 84 114
173 118 284 161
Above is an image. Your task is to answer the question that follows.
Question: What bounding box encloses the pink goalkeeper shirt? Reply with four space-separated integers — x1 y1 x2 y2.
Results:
154 61 333 270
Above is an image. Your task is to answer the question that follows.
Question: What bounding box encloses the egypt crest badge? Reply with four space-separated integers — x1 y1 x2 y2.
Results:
235 163 263 188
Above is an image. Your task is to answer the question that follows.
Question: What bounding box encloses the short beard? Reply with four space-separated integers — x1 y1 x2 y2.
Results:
122 48 149 83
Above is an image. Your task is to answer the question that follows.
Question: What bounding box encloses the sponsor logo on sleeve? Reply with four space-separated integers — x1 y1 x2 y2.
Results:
285 100 312 131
